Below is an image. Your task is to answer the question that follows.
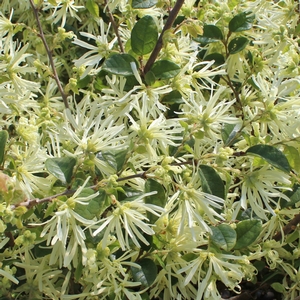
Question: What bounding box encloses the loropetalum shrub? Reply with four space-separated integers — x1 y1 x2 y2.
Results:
0 0 300 299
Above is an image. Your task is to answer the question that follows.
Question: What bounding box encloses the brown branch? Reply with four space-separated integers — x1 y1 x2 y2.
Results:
29 0 69 109
104 0 124 53
143 0 185 74
273 213 300 241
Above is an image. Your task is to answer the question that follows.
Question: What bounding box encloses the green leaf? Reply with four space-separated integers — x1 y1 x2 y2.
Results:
246 144 291 173
198 165 225 199
161 90 184 104
271 282 286 294
281 184 300 208
75 189 110 220
102 54 137 76
283 145 300 173
145 179 166 223
45 157 76 184
228 37 249 54
204 53 225 66
210 224 236 251
234 219 262 249
100 149 128 172
222 123 242 146
86 0 99 17
131 258 157 287
131 15 158 55
194 24 223 44
0 130 8 165
145 71 156 86
132 0 157 8
149 60 180 80
229 11 255 32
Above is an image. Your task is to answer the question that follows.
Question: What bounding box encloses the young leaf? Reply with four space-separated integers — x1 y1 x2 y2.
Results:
229 11 255 32
45 157 76 184
246 144 291 173
131 258 157 287
149 60 180 80
222 123 242 146
228 36 249 54
283 145 300 173
102 54 137 76
234 219 262 249
210 224 236 251
0 130 8 165
198 165 225 199
132 0 157 9
131 15 158 56
86 0 99 18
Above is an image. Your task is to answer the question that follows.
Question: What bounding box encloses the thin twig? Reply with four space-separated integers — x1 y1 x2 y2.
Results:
104 0 124 53
143 0 185 75
273 213 300 241
29 0 69 109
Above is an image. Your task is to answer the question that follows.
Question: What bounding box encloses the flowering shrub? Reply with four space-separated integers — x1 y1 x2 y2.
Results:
1 0 300 299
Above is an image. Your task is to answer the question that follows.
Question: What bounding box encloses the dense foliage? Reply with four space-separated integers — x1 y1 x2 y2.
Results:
0 0 300 299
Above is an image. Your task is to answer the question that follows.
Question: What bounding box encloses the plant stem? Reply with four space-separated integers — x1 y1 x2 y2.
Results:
273 213 300 242
143 0 185 74
104 0 124 53
29 0 69 109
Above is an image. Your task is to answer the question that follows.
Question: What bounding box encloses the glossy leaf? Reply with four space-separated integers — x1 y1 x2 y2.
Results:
228 36 249 54
132 0 157 8
150 60 180 80
86 0 99 17
45 157 76 184
0 130 8 165
229 11 255 32
281 184 300 208
100 149 128 172
210 224 236 251
194 24 223 44
222 123 242 146
102 54 137 76
131 258 157 287
75 189 110 220
162 90 184 104
204 53 225 66
234 219 262 249
145 179 166 222
199 165 225 199
131 15 158 55
246 144 291 173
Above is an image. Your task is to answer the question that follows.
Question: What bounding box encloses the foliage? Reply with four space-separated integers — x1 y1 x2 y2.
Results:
0 0 300 299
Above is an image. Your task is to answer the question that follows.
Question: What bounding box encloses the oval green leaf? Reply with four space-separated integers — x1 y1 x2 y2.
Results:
131 15 158 56
199 165 225 199
204 53 225 66
100 149 128 172
149 60 180 80
0 130 8 165
228 36 249 54
75 189 110 220
86 0 99 18
131 258 157 287
45 157 77 184
132 0 157 8
234 219 262 249
145 179 166 222
229 11 255 32
194 24 223 44
102 54 137 76
246 144 291 173
210 224 236 251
